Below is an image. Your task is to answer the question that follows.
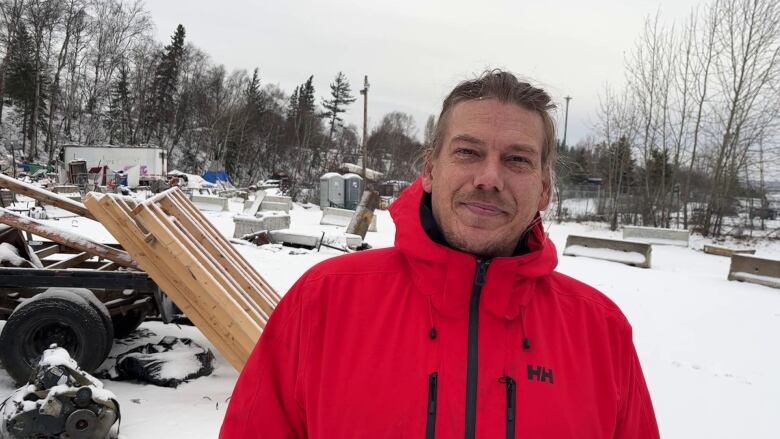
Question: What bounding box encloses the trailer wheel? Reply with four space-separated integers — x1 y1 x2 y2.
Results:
111 309 148 339
0 293 112 385
49 288 114 358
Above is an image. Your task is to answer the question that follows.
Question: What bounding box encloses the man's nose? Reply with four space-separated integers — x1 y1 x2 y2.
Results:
472 157 504 191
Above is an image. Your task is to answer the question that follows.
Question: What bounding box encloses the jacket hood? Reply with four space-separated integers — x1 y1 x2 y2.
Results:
389 178 558 319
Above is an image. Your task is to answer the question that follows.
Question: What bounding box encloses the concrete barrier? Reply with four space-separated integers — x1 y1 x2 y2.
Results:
320 207 377 232
269 230 362 249
623 226 689 247
563 234 652 268
703 245 756 257
259 201 291 213
190 194 229 212
232 213 291 238
264 195 293 210
727 254 780 289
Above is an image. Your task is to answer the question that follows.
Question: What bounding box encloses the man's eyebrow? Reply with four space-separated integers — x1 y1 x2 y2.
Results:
507 144 539 154
450 134 484 145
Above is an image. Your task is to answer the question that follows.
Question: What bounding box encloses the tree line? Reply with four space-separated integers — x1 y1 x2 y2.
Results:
557 0 780 237
0 0 424 197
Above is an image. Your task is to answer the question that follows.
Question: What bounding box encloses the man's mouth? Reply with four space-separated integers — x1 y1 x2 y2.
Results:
461 201 505 216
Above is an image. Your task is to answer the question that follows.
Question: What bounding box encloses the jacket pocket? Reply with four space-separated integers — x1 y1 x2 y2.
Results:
500 376 516 439
426 372 438 439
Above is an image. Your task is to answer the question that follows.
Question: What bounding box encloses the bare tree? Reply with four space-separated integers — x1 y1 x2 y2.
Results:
702 0 780 236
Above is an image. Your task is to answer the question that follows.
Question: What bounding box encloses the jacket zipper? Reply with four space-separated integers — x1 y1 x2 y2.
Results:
426 372 438 439
499 376 517 439
465 257 490 439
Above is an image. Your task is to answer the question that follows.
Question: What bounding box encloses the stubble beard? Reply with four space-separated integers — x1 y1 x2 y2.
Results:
435 189 526 258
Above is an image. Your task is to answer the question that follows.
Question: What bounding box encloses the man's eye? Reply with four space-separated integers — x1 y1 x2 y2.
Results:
455 148 477 156
508 156 531 164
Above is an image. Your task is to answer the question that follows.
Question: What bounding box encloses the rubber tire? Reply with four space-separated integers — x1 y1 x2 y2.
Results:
0 294 111 385
111 308 148 339
49 288 114 358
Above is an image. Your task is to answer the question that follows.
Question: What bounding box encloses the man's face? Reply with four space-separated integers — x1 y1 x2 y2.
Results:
422 98 550 257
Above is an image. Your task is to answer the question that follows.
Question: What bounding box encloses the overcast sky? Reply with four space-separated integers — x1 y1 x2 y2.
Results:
145 0 703 145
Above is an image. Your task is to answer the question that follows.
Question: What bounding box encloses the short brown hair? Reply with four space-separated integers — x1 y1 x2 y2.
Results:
428 69 557 182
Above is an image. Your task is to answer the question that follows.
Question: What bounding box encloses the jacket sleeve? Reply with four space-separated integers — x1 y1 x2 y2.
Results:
614 323 660 439
219 276 309 439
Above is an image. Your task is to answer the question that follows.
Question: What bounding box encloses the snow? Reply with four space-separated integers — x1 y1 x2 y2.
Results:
0 243 25 266
729 271 780 288
0 200 779 438
563 244 647 265
39 346 80 369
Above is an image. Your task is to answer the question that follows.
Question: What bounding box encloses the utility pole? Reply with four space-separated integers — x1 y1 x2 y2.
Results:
360 75 369 180
562 96 572 150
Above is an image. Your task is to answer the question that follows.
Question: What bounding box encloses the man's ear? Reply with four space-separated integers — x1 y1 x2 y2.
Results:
421 151 434 193
537 174 552 211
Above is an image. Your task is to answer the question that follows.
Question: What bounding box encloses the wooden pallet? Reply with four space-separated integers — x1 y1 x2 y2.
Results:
83 188 280 370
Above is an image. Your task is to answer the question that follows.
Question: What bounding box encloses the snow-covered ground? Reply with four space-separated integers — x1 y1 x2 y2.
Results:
1 198 779 438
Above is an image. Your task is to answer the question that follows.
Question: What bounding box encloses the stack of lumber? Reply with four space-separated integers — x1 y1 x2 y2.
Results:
83 188 280 370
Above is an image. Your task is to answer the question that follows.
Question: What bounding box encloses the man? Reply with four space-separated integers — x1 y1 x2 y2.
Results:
220 70 660 438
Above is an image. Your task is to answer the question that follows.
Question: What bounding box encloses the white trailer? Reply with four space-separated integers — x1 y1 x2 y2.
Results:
62 145 167 179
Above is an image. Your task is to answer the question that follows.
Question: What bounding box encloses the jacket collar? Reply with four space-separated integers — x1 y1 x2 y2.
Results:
389 178 558 320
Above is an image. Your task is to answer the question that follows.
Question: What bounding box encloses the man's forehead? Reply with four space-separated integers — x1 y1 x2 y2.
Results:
445 99 545 149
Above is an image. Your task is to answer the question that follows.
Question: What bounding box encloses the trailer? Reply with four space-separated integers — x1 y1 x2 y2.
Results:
61 144 167 188
0 224 175 384
0 175 178 384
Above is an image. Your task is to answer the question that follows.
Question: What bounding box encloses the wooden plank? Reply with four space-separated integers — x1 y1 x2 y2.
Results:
0 208 138 269
141 200 267 326
156 194 276 317
34 244 61 259
166 189 281 305
84 193 248 369
0 174 96 220
131 202 260 354
97 261 120 271
46 252 92 269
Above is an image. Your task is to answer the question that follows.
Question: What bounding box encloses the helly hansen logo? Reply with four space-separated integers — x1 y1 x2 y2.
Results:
527 365 554 384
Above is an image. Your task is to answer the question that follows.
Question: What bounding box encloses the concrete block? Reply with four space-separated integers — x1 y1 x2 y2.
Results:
563 234 652 268
703 245 756 257
320 206 377 232
728 254 780 289
259 200 290 213
191 194 229 212
622 226 689 247
233 213 291 238
268 230 362 250
264 195 293 209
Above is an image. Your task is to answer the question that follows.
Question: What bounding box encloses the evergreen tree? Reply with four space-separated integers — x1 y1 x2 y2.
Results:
4 23 36 109
5 22 48 153
106 65 132 144
286 86 299 122
150 24 186 144
245 68 262 113
298 75 315 115
423 115 436 148
321 72 356 140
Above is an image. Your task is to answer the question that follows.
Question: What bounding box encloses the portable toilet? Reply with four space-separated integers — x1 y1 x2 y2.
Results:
343 173 364 210
319 173 345 209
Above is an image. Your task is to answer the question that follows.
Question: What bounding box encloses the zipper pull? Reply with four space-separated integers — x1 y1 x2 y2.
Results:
475 258 490 286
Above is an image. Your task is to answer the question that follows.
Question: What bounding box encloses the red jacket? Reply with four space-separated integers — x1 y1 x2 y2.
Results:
221 179 659 438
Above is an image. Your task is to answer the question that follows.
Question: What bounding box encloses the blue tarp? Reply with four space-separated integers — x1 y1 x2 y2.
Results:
202 170 233 184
